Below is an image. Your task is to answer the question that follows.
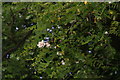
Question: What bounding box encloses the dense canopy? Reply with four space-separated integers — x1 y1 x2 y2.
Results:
2 2 120 79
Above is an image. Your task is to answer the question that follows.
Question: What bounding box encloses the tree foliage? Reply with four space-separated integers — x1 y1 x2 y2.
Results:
2 2 120 79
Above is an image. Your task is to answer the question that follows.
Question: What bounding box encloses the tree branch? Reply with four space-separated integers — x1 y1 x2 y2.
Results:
2 33 17 44
2 30 33 60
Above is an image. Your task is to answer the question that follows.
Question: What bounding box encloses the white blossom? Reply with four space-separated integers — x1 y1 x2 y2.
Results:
37 40 45 48
45 42 50 47
49 29 52 32
88 51 92 53
46 28 50 31
105 31 108 34
52 27 55 29
115 71 117 74
40 76 43 79
57 52 62 55
57 25 61 29
16 27 19 30
61 60 65 65
75 61 79 64
109 2 111 4
37 40 51 48
54 46 57 49
58 26 60 29
57 52 59 55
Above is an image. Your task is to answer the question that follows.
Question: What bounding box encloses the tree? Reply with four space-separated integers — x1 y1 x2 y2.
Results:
2 2 120 79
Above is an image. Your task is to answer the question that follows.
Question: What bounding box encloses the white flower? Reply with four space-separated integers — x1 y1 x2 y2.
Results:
57 52 60 55
105 31 108 34
47 28 50 31
40 76 43 79
115 71 117 74
52 27 55 29
19 15 22 18
88 51 92 53
75 61 79 64
37 40 51 48
37 40 45 48
54 46 57 49
19 13 22 18
16 27 19 30
57 25 61 29
61 60 65 65
45 42 50 47
56 52 62 55
49 29 52 32
57 52 59 55
58 26 60 29
59 53 62 55
109 2 111 4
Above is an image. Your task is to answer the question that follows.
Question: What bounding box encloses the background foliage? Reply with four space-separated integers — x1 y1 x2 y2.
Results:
2 2 120 79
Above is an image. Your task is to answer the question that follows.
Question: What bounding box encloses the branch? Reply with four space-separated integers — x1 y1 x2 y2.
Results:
2 33 17 44
2 30 33 60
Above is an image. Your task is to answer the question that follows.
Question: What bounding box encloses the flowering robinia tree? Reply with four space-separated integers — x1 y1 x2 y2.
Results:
2 2 120 79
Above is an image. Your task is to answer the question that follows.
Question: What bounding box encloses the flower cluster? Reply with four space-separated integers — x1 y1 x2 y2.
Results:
61 60 65 65
37 40 50 48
